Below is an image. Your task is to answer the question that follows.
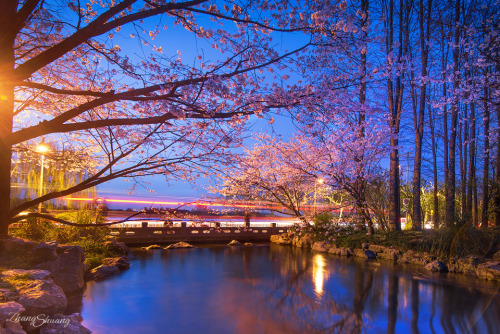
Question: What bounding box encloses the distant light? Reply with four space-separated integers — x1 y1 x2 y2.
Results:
36 143 50 154
317 178 324 184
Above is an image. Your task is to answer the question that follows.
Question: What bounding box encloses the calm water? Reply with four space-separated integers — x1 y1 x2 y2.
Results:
79 245 500 334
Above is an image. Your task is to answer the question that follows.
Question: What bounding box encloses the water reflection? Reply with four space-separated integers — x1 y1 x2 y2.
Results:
79 245 500 334
312 254 327 298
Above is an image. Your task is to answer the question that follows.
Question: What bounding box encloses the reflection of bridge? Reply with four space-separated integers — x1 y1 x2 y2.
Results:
109 221 289 245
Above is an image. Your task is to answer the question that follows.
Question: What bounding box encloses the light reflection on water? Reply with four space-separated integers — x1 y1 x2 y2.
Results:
79 245 500 334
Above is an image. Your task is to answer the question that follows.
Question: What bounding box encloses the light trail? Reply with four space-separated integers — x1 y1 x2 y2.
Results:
64 197 352 212
64 197 285 210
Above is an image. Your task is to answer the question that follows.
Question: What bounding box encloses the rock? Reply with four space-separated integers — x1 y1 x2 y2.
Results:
1 269 52 281
35 246 86 294
101 257 129 270
369 245 402 261
398 250 435 266
142 244 163 250
0 289 17 302
164 242 194 249
328 247 354 256
354 249 377 259
39 313 91 334
227 240 241 246
243 243 253 246
104 240 129 255
86 265 120 281
270 233 294 245
293 234 313 248
4 321 26 334
17 280 67 317
311 241 331 253
425 260 448 272
475 261 500 281
0 238 36 254
0 302 25 327
32 242 58 264
447 256 484 275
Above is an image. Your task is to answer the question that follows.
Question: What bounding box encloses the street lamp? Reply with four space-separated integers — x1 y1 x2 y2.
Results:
36 143 50 213
314 178 324 215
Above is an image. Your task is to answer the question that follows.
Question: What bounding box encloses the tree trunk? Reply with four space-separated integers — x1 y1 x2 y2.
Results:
0 1 16 237
481 86 490 227
429 97 439 228
466 102 475 225
458 107 466 220
412 0 431 231
446 0 461 226
495 79 500 227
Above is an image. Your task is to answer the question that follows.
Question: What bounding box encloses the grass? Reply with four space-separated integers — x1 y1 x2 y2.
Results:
295 222 500 260
8 212 124 271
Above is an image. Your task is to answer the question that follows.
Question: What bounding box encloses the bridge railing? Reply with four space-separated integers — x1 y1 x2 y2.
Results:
108 223 287 239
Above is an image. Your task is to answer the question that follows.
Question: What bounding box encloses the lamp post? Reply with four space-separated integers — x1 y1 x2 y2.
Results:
314 178 324 216
36 143 49 213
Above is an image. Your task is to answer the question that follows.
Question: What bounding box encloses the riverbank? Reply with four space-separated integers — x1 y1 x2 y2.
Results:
271 226 500 282
0 236 130 333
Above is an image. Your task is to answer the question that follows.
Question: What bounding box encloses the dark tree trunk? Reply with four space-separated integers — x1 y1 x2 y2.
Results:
481 87 490 228
459 107 467 221
0 1 17 237
412 0 431 231
466 102 475 225
446 0 461 226
429 99 439 228
495 82 500 227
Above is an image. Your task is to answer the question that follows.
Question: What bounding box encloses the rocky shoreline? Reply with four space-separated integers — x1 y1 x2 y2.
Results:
0 237 131 333
271 232 500 282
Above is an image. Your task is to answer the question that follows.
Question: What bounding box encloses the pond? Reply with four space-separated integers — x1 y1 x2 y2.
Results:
78 244 500 333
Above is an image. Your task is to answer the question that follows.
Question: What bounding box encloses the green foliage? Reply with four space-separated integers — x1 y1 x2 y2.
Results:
10 209 119 270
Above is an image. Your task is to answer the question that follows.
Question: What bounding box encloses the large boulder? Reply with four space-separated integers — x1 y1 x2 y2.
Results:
17 280 67 317
3 321 26 334
328 247 354 256
39 313 91 334
0 238 36 254
165 242 194 249
293 234 314 248
35 246 86 294
311 241 332 253
0 302 25 327
1 270 51 281
32 242 58 264
227 240 241 246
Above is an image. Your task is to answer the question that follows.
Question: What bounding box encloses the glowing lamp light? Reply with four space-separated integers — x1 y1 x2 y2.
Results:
36 143 50 154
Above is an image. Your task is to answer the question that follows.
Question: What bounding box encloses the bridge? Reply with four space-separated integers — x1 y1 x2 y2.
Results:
108 221 289 245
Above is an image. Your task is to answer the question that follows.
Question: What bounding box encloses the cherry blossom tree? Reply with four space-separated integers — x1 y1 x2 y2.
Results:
214 135 319 222
0 0 352 235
